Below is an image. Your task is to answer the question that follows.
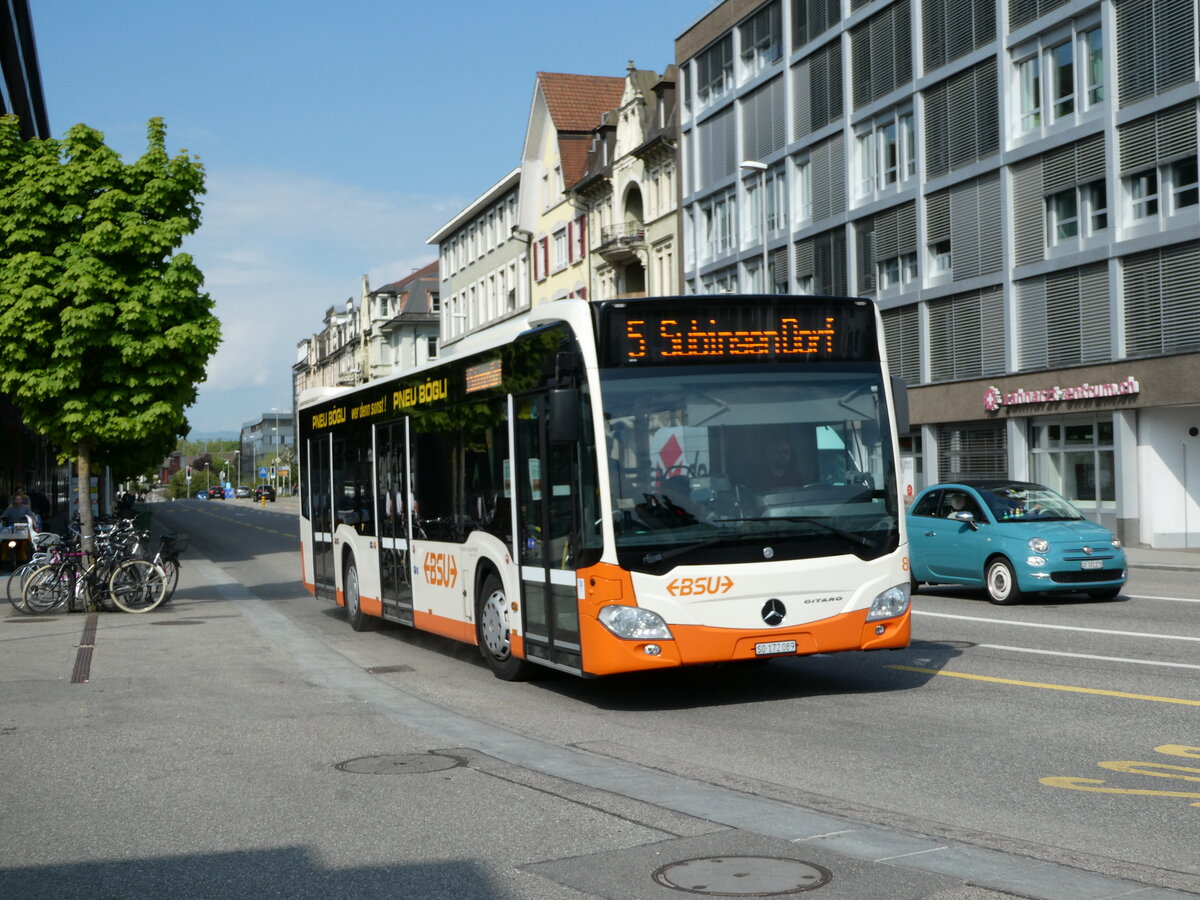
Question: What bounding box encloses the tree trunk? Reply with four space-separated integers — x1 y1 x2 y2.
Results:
77 441 95 565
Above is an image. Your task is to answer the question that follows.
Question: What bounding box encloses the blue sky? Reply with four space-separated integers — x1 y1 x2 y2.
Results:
31 0 710 436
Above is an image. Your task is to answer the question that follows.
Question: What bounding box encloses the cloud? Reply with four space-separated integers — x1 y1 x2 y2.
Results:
180 167 461 432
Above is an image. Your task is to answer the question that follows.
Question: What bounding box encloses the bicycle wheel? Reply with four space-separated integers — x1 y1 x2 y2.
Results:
22 565 71 615
108 559 167 613
161 558 181 603
7 560 43 613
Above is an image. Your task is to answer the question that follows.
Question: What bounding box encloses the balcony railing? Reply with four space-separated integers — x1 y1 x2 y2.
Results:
599 222 646 246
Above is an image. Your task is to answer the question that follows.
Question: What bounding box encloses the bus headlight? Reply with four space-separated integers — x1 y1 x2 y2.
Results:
866 583 910 621
598 605 673 640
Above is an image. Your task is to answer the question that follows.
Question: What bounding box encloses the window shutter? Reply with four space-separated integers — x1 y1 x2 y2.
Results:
794 237 815 280
1157 102 1198 162
897 201 917 254
1162 242 1200 352
978 175 1002 275
1117 0 1156 106
925 189 950 244
792 60 812 138
876 207 899 258
950 179 982 280
578 216 587 258
923 0 947 72
566 221 574 264
1123 242 1200 357
1156 0 1197 95
1077 263 1111 363
1043 144 1077 192
937 423 1008 481
1120 112 1157 173
850 23 873 110
772 246 790 286
980 286 1005 376
882 304 921 384
1076 134 1106 182
923 80 949 179
856 217 876 291
1016 276 1049 370
1011 159 1043 265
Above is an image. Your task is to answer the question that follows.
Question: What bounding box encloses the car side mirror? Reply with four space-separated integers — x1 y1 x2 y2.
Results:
952 511 979 530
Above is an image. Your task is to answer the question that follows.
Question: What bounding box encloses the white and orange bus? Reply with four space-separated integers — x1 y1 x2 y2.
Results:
297 295 911 679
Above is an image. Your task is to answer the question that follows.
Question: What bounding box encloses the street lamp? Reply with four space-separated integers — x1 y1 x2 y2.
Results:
271 408 280 490
740 160 769 293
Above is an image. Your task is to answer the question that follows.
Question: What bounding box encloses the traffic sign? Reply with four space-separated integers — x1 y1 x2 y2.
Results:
259 467 268 478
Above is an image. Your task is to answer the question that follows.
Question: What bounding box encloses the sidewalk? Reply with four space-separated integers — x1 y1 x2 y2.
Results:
1125 546 1200 570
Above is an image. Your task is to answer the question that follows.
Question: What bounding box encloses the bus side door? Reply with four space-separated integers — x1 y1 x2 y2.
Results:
376 419 414 623
513 393 581 671
307 433 335 599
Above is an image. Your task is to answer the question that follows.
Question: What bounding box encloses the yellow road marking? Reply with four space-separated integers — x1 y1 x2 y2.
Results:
887 665 1200 706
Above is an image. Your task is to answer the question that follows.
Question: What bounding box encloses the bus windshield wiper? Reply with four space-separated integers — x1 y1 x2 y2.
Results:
642 536 729 566
717 516 880 551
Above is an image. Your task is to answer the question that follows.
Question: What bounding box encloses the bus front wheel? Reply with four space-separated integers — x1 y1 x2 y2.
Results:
476 573 529 681
345 559 376 631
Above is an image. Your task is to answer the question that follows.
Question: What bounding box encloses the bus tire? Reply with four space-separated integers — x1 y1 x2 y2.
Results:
345 559 376 632
476 572 529 681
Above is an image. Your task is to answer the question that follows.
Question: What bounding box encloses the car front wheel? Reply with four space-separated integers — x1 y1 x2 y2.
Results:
984 558 1023 605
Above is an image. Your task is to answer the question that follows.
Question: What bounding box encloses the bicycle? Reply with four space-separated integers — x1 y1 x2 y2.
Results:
149 534 188 603
22 522 166 614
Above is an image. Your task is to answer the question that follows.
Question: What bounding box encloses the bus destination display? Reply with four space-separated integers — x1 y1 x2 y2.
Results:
600 300 876 366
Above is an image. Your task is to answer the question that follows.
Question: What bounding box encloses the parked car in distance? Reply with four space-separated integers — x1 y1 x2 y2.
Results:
195 490 209 500
907 481 1126 605
208 486 226 499
234 485 251 499
254 484 276 502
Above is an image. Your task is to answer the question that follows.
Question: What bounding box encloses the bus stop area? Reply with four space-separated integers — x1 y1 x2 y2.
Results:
1 541 1195 900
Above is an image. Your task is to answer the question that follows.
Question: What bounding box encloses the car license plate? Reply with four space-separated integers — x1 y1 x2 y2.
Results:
1080 559 1103 570
755 640 797 656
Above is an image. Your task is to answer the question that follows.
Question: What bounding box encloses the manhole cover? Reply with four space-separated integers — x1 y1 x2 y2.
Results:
653 856 831 896
335 753 464 775
150 619 206 626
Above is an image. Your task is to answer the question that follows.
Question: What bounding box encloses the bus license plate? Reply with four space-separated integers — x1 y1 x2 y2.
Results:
1080 560 1103 570
755 640 797 656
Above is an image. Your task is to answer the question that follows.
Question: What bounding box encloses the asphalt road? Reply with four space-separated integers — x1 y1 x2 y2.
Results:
2 497 1196 899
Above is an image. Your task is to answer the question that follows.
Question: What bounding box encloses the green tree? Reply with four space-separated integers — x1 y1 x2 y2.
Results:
0 115 221 550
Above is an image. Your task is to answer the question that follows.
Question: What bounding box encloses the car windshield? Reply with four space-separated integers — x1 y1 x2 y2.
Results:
598 363 900 571
978 484 1084 522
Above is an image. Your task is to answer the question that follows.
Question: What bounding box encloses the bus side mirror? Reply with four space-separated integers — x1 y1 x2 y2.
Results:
548 389 580 443
891 375 910 435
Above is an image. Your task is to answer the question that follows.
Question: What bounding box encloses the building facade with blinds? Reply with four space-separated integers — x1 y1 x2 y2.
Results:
675 0 1200 548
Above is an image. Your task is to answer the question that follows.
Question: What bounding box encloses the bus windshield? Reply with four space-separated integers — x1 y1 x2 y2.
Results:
599 364 899 571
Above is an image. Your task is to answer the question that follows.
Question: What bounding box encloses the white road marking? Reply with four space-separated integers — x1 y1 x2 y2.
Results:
977 643 1200 671
1125 593 1200 603
913 609 1200 643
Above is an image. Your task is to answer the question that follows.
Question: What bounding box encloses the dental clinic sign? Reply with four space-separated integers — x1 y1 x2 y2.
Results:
984 376 1140 411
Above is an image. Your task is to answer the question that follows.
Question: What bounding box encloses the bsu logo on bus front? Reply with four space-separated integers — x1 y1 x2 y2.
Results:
666 575 734 597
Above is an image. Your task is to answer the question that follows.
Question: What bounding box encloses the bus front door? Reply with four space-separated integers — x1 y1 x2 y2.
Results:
308 434 335 600
514 394 582 672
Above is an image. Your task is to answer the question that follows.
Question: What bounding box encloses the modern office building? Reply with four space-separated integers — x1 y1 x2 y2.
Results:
676 0 1200 547
1 0 67 515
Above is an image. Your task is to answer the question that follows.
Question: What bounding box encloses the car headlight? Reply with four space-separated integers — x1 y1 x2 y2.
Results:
1026 556 1046 567
598 605 673 640
1028 537 1049 553
867 583 911 621
1111 538 1122 549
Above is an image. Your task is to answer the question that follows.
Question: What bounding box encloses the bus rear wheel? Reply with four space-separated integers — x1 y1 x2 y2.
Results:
476 573 529 681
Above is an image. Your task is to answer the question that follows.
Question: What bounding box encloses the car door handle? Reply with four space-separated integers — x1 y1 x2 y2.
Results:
924 531 936 537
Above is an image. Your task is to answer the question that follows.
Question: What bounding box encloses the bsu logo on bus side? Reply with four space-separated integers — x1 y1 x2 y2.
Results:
666 575 734 597
423 552 458 588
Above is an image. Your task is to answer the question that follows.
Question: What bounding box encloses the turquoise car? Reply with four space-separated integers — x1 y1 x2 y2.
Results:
907 481 1127 604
